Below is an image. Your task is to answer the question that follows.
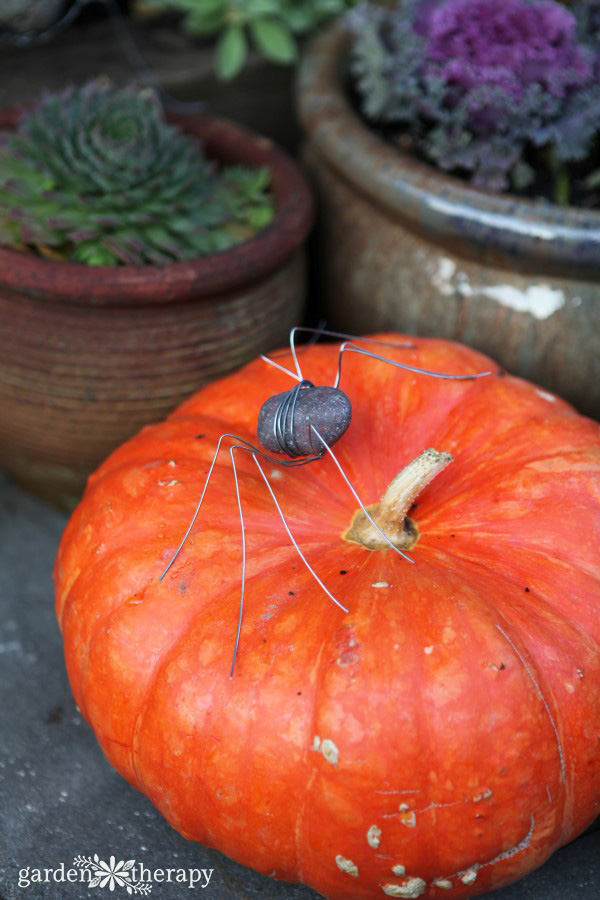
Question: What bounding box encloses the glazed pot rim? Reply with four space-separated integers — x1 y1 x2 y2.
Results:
0 108 314 306
297 24 600 273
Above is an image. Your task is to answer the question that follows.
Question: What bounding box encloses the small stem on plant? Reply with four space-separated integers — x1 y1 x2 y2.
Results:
343 448 453 551
548 146 571 206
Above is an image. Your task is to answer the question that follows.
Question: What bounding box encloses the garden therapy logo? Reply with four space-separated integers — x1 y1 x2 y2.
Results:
74 856 151 894
17 856 214 891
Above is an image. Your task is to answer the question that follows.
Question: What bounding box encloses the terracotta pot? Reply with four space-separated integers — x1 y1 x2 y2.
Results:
0 110 314 507
297 25 600 419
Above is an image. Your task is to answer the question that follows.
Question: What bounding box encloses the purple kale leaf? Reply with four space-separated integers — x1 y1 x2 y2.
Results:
349 0 600 197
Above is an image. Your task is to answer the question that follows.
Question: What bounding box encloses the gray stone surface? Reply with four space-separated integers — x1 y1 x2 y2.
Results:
0 468 598 899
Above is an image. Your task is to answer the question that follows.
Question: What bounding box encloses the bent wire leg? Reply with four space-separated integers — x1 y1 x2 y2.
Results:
288 327 418 381
333 342 493 390
159 433 230 581
253 454 348 614
259 354 302 382
229 445 247 679
310 426 414 564
263 328 418 381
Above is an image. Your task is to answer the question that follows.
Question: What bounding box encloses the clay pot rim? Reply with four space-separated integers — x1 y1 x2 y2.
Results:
0 108 314 306
297 24 600 273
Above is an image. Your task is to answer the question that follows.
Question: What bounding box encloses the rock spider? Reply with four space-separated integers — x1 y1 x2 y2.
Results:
159 328 492 675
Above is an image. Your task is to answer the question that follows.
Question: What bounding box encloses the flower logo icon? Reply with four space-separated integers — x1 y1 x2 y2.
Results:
90 856 133 890
73 856 152 894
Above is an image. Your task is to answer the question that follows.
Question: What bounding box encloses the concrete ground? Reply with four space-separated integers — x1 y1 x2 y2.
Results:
0 468 598 900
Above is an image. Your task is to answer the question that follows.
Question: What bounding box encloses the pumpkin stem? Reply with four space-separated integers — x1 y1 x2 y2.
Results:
343 448 453 551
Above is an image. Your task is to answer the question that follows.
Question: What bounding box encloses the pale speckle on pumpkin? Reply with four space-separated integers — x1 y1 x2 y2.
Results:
367 825 382 848
158 479 179 487
424 646 434 655
392 864 406 876
372 582 390 588
577 668 584 678
473 789 492 802
168 460 176 467
432 878 453 889
312 736 321 751
399 811 417 828
270 468 283 479
336 855 359 877
535 389 557 403
565 682 575 693
321 738 340 766
381 877 426 897
461 868 478 884
398 803 410 811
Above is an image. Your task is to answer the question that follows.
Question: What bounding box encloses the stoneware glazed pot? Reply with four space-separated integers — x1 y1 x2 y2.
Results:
297 24 600 419
0 109 314 508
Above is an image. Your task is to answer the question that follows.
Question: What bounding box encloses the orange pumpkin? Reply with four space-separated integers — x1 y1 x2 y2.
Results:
54 335 600 900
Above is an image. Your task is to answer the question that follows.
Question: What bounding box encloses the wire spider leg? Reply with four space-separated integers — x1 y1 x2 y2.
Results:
159 433 233 581
287 327 418 380
229 445 247 679
160 429 324 580
253 454 349 614
263 328 418 378
259 354 303 382
310 426 415 564
333 343 493 389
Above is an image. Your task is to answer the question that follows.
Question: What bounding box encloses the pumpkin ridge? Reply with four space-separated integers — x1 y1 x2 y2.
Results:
294 630 332 884
420 545 600 640
81 541 360 785
419 446 600 529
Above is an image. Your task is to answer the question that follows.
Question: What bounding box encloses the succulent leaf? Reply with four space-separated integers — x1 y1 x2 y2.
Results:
0 80 275 265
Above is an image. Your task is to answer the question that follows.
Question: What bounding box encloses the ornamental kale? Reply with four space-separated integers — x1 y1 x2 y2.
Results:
0 80 275 265
350 0 600 200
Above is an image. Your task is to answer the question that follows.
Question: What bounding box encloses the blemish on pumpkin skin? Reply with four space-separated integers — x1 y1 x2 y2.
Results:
461 869 478 885
367 825 382 848
424 646 434 655
473 789 492 803
381 877 426 897
335 855 358 877
432 878 453 889
314 738 339 766
372 582 390 588
443 815 535 886
391 865 406 876
565 682 575 693
496 625 566 784
399 811 417 828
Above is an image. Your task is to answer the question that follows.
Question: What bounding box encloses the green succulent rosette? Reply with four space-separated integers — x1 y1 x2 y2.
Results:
0 80 275 265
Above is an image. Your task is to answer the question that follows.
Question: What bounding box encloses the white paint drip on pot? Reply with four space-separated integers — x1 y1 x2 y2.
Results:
432 258 566 320
474 284 565 319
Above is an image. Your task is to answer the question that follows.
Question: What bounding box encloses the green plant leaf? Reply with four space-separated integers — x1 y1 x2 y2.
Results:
215 25 248 80
181 1 226 36
250 17 297 64
246 0 281 17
